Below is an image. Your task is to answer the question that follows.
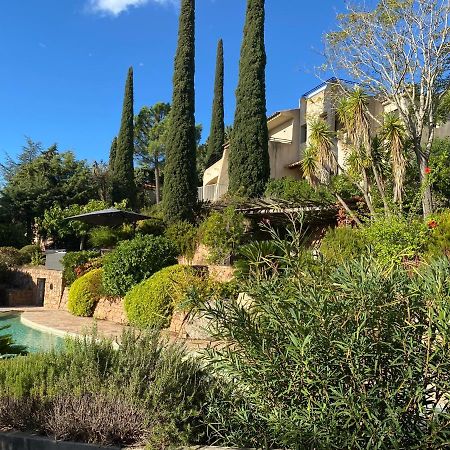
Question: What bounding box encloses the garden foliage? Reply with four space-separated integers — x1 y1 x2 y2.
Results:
62 251 101 286
165 220 198 261
200 223 450 449
0 330 210 447
68 268 104 317
102 235 177 297
124 265 204 329
199 207 246 264
265 177 334 204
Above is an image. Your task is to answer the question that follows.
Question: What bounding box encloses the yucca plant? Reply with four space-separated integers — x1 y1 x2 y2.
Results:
307 116 337 184
381 113 407 205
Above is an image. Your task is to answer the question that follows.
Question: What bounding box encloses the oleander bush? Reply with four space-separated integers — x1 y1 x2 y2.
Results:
0 330 210 447
62 251 101 286
165 220 198 261
199 220 450 449
102 235 177 297
68 268 104 317
124 265 206 329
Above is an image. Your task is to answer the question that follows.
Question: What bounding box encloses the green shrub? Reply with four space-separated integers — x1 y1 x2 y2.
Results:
265 177 334 204
0 330 210 447
425 210 450 258
362 216 428 266
102 235 177 297
68 268 104 317
124 265 205 329
200 224 450 448
165 220 198 261
136 218 166 236
88 227 118 249
199 207 246 264
0 247 23 268
62 251 101 286
18 245 42 265
320 226 366 265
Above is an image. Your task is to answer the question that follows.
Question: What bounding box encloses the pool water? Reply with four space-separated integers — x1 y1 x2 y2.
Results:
0 313 64 353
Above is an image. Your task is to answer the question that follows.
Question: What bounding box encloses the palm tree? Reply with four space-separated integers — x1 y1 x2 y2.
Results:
301 145 319 187
381 114 407 206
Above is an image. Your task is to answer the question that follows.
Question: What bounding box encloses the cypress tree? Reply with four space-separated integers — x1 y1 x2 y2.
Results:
112 67 136 207
228 0 269 198
163 0 197 223
108 137 117 171
206 39 225 167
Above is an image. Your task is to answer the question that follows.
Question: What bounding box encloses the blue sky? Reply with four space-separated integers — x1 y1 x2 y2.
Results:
0 0 344 164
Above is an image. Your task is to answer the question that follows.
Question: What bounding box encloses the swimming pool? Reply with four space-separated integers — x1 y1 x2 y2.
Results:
0 313 64 353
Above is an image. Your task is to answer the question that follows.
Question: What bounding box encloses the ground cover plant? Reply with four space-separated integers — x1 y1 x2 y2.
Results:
0 330 210 448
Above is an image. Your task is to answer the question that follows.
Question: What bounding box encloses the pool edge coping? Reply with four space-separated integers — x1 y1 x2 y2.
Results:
20 314 80 340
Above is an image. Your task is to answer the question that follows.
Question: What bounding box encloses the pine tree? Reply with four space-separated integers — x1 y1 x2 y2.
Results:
228 0 269 198
112 67 136 207
206 39 225 167
163 0 197 223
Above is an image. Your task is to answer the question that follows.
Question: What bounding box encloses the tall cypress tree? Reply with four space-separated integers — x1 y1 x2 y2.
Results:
112 67 136 207
163 0 197 224
206 39 225 167
108 136 117 171
228 0 269 198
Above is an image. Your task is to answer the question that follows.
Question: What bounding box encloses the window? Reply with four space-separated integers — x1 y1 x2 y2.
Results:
300 124 307 143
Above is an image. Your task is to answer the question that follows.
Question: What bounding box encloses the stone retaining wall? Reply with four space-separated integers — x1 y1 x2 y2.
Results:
93 297 127 324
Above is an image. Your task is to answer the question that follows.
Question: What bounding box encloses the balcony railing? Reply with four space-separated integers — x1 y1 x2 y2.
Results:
198 184 228 202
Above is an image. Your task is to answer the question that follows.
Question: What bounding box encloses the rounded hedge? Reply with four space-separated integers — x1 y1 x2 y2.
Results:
124 265 203 329
102 235 178 297
18 245 41 265
68 268 104 317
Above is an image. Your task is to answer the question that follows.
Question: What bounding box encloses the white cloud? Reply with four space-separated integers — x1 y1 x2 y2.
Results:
88 0 176 16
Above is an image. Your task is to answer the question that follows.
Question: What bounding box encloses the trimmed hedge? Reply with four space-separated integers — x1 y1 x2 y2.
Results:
124 265 203 329
102 235 177 297
68 268 104 317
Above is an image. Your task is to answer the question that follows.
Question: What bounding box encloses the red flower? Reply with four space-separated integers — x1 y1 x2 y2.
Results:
425 167 431 175
428 220 438 229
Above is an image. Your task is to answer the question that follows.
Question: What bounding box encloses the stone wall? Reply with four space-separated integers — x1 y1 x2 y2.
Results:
12 266 66 309
93 297 127 324
5 289 33 307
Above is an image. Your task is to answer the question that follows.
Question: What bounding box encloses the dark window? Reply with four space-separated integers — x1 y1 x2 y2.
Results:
300 124 307 143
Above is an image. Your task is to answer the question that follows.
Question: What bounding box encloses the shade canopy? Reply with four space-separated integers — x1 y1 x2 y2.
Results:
65 208 152 226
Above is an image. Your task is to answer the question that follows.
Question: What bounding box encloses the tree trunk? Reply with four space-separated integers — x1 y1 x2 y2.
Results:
414 138 433 217
361 168 376 217
371 164 390 216
155 163 160 204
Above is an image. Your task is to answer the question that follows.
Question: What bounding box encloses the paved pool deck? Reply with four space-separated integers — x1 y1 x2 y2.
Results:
0 307 127 341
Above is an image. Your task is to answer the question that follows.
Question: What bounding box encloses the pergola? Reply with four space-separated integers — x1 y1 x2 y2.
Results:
65 207 153 226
